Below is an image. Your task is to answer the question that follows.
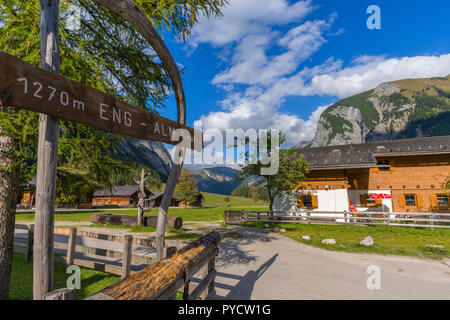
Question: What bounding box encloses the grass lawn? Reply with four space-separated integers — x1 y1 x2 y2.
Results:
9 252 119 300
16 206 268 223
245 222 450 259
202 192 268 207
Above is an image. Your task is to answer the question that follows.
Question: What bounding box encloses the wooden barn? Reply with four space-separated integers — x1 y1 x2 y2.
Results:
274 136 450 214
92 186 142 207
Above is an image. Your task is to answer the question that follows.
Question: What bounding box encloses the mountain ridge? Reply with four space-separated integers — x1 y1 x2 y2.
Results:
310 75 450 147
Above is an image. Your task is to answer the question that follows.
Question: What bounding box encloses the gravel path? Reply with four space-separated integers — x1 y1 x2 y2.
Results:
214 226 450 300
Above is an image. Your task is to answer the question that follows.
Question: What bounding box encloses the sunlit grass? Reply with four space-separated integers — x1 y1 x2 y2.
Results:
245 222 450 259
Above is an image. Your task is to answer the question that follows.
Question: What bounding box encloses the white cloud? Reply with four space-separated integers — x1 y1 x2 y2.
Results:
212 16 334 86
191 0 450 148
310 54 450 98
190 0 313 47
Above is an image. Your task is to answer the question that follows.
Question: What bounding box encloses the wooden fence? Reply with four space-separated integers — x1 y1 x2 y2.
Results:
86 232 220 300
14 224 177 278
224 210 450 229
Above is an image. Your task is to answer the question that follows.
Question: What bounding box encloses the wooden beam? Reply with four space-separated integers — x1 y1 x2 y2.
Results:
66 228 77 266
87 232 220 300
0 51 201 150
121 235 133 279
33 0 60 300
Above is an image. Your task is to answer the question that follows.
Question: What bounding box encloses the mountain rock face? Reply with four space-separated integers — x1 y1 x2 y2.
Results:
311 75 450 147
191 167 241 195
116 138 173 179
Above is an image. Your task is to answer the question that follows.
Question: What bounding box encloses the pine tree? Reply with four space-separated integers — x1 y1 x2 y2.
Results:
0 0 227 299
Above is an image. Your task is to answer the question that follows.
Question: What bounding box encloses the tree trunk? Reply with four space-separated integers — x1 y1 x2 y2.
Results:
0 127 19 300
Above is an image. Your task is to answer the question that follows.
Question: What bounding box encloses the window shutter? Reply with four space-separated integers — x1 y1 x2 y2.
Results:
390 166 396 172
296 196 304 209
417 194 424 208
398 194 406 208
429 194 438 208
312 195 319 209
372 168 379 173
375 199 382 207
360 194 367 207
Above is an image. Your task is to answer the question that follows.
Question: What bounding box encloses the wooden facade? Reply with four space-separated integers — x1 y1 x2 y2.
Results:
295 136 450 213
92 186 141 207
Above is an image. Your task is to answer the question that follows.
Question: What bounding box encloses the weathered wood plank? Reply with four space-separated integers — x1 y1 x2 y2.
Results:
26 224 34 261
66 228 77 265
0 51 201 150
121 235 133 279
87 232 220 300
43 288 75 300
33 0 60 300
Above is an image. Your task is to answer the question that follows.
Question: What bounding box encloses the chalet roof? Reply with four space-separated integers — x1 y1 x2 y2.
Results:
93 186 140 197
295 136 450 170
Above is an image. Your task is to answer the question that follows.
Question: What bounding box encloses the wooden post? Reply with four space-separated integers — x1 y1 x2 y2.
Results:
206 257 216 300
135 169 146 226
156 160 185 261
25 225 35 262
66 228 77 266
33 0 60 300
182 270 190 300
121 235 133 279
199 264 209 300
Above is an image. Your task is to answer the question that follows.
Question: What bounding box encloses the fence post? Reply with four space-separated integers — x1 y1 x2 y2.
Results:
182 269 190 300
66 228 77 265
121 234 133 279
224 210 227 225
205 256 216 300
26 224 34 262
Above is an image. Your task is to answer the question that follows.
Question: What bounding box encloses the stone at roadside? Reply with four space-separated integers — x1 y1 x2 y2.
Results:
264 224 270 228
302 236 311 241
322 239 336 245
280 229 287 233
360 236 375 247
274 227 280 232
424 245 446 252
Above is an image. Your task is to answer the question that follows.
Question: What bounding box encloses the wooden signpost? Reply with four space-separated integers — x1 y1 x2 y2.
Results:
0 0 198 300
0 51 202 150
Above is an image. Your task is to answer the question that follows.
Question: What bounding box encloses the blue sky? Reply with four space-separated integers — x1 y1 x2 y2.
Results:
159 0 450 147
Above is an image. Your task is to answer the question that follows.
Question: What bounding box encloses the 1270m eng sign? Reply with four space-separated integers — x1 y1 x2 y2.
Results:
0 51 201 150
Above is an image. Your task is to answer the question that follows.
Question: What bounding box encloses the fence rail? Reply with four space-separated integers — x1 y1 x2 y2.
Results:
86 232 220 300
224 210 450 229
13 224 177 278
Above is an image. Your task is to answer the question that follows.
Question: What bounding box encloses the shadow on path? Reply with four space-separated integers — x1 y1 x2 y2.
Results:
217 226 277 268
216 254 278 300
